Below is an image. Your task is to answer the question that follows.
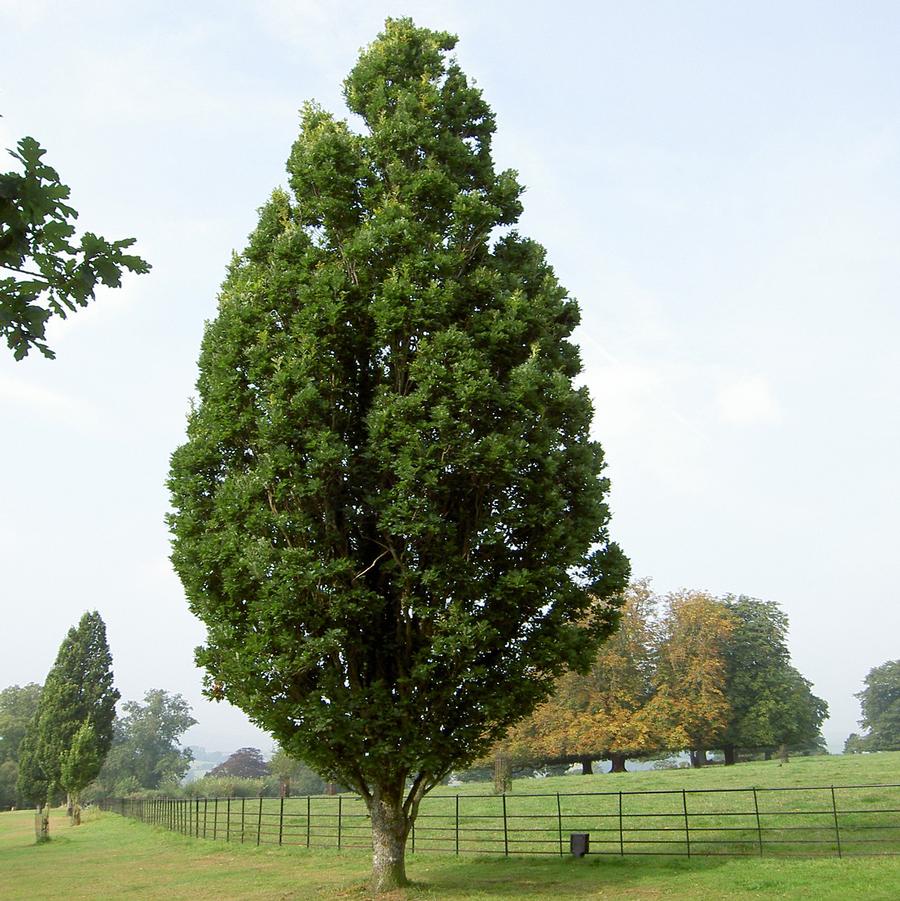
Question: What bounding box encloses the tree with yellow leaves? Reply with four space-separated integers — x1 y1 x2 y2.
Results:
500 580 675 773
654 590 735 767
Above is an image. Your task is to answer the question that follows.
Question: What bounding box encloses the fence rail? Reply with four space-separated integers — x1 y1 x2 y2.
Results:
99 782 900 859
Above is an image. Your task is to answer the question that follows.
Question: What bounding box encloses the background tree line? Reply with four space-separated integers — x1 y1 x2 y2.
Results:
492 580 829 775
2 605 893 816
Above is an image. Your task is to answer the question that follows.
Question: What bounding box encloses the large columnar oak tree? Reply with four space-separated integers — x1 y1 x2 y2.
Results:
168 19 628 891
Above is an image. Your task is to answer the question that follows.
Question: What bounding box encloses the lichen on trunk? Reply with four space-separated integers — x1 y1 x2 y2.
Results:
369 790 410 892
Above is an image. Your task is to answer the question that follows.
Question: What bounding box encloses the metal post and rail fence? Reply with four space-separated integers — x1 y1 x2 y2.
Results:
99 783 900 859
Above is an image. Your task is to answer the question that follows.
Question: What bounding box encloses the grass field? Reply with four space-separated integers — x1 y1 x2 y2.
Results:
112 751 900 859
2 753 899 900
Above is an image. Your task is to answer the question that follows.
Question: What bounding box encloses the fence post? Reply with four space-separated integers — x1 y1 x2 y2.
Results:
338 795 343 850
257 796 263 846
241 797 246 844
226 797 231 842
196 798 200 838
203 798 208 838
557 793 563 857
682 789 691 858
307 795 311 848
279 796 284 846
619 791 624 856
456 794 460 856
830 786 842 858
213 798 218 840
752 788 763 857
502 793 509 857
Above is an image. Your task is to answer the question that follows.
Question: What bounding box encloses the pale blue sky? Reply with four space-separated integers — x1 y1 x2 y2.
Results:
1 1 898 754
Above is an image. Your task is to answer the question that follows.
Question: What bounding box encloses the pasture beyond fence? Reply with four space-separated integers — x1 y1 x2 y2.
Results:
100 783 900 859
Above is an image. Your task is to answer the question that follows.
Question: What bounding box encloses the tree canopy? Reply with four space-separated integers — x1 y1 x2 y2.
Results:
500 579 669 773
167 17 628 891
854 659 900 751
654 590 734 763
268 746 327 796
484 583 829 773
719 596 827 762
0 133 150 359
210 747 269 779
94 689 196 795
16 611 118 835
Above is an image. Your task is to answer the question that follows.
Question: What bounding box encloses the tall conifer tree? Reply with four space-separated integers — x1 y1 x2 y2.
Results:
168 19 628 890
17 611 119 836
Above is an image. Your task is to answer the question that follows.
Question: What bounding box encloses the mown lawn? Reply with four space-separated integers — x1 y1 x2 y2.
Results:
128 751 900 859
2 754 899 899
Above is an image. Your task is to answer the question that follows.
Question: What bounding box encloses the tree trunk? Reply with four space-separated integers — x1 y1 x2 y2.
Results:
764 749 772 761
369 787 410 893
66 793 74 824
609 754 627 773
779 743 789 764
690 749 706 768
72 803 82 826
580 758 593 775
35 803 50 842
493 753 512 792
723 745 736 766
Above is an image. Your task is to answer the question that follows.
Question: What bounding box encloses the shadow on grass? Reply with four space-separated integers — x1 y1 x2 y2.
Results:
397 854 735 899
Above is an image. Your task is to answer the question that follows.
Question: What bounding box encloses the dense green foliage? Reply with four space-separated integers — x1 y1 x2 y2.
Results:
0 683 41 809
168 16 627 890
853 660 900 751
0 134 150 359
93 690 196 796
721 596 828 760
268 746 329 796
59 720 101 815
16 612 118 811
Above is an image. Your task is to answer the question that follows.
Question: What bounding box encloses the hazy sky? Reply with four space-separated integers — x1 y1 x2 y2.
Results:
1 1 898 755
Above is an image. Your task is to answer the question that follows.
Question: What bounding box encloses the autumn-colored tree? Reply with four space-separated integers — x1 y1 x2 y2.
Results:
655 590 734 766
500 580 673 773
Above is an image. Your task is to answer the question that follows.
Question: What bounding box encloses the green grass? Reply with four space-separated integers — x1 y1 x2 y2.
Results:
2 754 898 899
128 751 900 859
